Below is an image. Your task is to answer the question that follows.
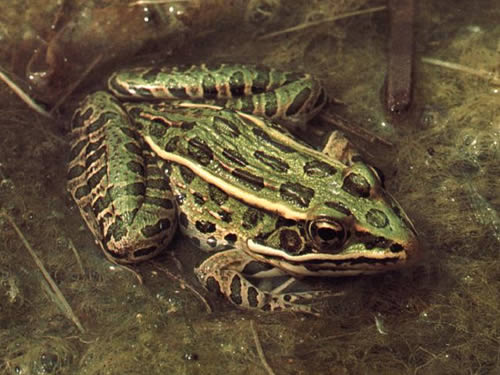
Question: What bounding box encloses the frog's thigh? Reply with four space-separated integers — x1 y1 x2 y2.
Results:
195 250 323 314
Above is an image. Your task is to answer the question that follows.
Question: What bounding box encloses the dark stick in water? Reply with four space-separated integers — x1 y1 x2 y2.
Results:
385 0 415 116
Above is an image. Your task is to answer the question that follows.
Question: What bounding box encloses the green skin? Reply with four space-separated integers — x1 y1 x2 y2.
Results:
68 64 419 313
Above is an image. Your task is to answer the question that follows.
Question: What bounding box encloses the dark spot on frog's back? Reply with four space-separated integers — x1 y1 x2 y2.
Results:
253 150 289 173
124 105 143 119
179 165 195 184
342 173 371 198
135 87 157 98
231 168 264 190
279 182 314 208
165 136 179 152
242 207 262 230
192 192 205 206
105 215 126 242
303 160 336 177
188 137 213 166
86 138 104 154
236 96 256 114
222 149 248 167
325 201 351 216
181 121 196 131
149 120 167 138
213 116 241 137
218 210 232 223
208 184 229 205
195 220 216 233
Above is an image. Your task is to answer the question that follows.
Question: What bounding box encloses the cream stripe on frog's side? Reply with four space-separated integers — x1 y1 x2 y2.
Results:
144 134 312 221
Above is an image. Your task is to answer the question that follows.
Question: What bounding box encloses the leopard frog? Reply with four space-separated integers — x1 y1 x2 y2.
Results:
68 64 419 313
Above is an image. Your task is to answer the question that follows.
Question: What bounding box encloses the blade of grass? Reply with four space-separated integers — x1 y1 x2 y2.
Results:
0 69 52 118
1 210 85 333
258 6 386 40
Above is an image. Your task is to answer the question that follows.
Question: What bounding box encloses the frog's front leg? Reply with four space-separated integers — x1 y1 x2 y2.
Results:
195 250 333 315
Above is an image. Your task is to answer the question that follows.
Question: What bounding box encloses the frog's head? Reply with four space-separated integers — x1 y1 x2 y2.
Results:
246 161 420 277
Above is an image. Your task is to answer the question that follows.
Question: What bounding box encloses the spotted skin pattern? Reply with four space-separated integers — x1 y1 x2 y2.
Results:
68 64 419 314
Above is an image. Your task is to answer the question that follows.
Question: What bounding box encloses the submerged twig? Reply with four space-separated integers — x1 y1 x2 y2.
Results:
320 112 394 147
258 6 386 40
0 69 52 118
421 57 500 85
1 210 85 333
250 320 276 375
385 0 415 115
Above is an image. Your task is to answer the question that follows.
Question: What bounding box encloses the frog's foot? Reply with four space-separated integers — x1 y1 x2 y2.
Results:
321 130 361 165
195 250 340 315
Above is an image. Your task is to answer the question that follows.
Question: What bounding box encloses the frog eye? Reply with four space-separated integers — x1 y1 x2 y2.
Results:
308 218 347 252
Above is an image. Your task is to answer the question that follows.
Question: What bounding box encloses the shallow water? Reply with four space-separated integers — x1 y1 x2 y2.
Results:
0 1 498 374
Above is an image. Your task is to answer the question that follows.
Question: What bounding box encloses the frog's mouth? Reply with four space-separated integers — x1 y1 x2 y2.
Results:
246 234 420 277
